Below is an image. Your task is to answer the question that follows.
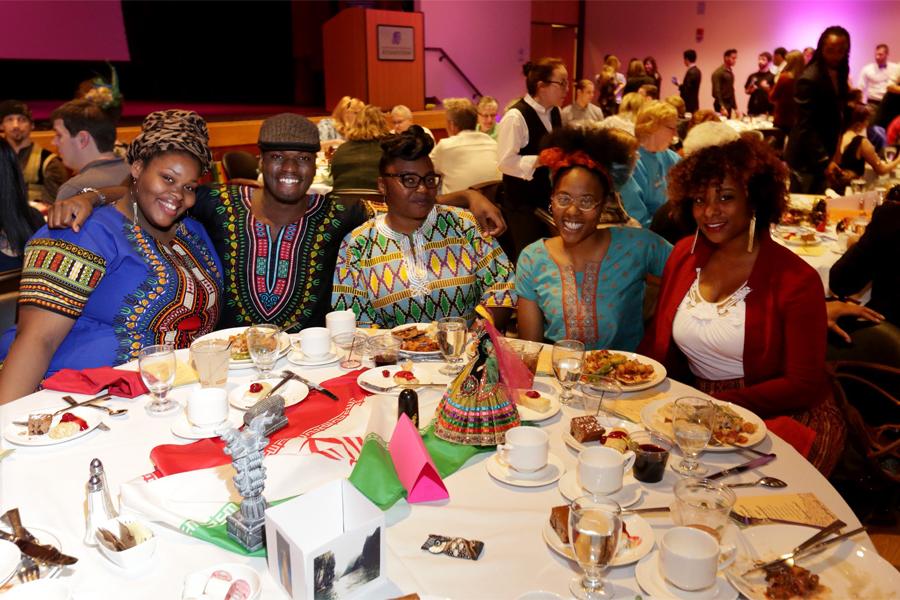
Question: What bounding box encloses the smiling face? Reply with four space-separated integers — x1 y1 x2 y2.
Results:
691 176 753 247
378 157 438 231
551 167 606 246
131 152 200 231
261 149 315 204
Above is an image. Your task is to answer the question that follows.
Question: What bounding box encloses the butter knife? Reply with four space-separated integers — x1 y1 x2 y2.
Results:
706 453 776 480
290 374 340 402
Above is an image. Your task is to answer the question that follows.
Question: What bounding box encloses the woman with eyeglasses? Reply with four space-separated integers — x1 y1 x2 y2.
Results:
496 57 569 261
333 126 516 328
632 101 681 224
515 127 672 351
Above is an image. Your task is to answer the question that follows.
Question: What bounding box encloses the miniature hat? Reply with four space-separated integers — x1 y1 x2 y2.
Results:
0 100 32 122
258 113 320 153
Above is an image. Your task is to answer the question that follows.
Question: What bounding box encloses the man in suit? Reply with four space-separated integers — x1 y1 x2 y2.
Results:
711 49 738 117
674 49 701 113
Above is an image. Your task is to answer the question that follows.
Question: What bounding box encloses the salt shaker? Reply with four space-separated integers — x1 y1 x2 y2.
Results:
84 474 115 546
90 458 118 518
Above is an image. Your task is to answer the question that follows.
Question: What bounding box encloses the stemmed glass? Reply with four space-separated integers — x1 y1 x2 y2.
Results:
582 376 622 418
568 495 622 599
552 339 585 405
139 344 176 415
437 317 467 375
671 396 716 475
246 324 280 377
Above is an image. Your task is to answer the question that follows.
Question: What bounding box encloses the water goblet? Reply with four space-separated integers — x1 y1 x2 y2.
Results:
246 324 280 377
139 344 177 415
671 396 716 475
552 339 585 405
437 317 467 375
568 495 622 599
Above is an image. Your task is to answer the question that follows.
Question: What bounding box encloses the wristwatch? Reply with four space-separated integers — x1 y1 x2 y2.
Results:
79 187 107 207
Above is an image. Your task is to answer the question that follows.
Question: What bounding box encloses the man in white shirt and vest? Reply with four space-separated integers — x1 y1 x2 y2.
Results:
0 100 68 204
858 43 900 107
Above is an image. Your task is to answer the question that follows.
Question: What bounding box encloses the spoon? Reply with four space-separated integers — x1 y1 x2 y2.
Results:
727 476 788 489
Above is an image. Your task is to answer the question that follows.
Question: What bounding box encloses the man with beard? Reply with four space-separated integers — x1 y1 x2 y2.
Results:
47 113 506 329
0 99 68 203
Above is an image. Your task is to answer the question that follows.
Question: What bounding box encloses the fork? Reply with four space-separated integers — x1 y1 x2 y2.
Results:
729 512 829 529
16 556 39 583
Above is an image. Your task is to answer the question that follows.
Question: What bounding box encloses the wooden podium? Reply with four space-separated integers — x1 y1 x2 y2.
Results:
323 8 425 112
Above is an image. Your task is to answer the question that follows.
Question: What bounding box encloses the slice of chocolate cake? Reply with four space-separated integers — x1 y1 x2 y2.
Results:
570 415 605 443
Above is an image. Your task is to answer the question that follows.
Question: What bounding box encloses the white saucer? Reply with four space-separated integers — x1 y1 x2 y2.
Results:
228 378 309 411
635 550 738 600
557 470 642 507
171 413 242 440
485 452 565 487
287 351 340 367
542 513 655 567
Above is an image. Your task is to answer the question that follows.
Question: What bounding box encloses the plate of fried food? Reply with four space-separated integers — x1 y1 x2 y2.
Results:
194 327 291 369
640 398 767 451
391 323 441 356
581 350 666 392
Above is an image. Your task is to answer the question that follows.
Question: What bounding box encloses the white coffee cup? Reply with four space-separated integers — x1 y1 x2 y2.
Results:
298 327 332 359
659 526 734 591
577 446 636 495
187 387 229 428
325 310 356 337
498 426 549 472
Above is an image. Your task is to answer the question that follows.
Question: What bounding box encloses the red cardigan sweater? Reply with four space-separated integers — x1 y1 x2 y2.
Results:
640 233 827 417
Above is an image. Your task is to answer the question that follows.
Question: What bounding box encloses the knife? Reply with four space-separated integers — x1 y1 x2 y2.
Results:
0 509 78 566
706 453 776 480
290 374 340 401
741 525 865 576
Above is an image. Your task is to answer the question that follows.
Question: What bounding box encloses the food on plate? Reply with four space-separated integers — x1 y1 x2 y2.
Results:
61 412 89 431
517 389 549 413
603 429 631 453
392 325 440 352
570 415 606 443
27 413 52 436
764 565 824 599
393 370 420 385
582 350 655 385
48 413 88 439
203 568 252 600
244 381 272 402
229 333 250 360
619 520 642 552
550 505 641 555
658 401 758 445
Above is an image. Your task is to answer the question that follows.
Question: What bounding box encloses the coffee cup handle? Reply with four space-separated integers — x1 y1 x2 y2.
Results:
497 443 513 467
622 450 636 472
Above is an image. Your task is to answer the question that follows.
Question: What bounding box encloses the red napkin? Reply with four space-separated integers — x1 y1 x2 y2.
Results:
42 367 149 398
764 416 816 458
149 369 371 477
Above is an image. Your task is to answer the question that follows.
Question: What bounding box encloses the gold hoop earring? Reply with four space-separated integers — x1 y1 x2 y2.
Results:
690 226 699 254
747 211 757 253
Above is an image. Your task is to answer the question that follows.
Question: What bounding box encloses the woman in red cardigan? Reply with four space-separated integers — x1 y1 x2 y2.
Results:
641 137 844 474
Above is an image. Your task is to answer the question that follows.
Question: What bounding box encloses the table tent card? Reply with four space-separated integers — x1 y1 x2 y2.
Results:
389 413 448 503
265 479 385 600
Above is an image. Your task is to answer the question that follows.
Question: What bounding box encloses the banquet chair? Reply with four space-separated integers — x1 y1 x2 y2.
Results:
222 151 259 181
328 188 387 214
468 179 502 204
0 269 22 331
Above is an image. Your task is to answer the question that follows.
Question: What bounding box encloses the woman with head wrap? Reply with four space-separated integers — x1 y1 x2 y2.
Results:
0 110 223 404
515 127 672 352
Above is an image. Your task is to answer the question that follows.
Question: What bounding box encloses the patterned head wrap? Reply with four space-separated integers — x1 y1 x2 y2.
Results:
127 109 212 173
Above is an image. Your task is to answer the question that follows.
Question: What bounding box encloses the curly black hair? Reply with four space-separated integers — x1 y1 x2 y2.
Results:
667 136 789 233
378 125 434 173
540 126 635 193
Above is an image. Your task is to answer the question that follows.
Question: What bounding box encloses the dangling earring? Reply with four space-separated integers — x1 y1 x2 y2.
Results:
129 188 139 227
747 211 757 253
690 226 699 254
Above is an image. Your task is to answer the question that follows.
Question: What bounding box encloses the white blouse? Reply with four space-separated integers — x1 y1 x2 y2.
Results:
671 269 750 381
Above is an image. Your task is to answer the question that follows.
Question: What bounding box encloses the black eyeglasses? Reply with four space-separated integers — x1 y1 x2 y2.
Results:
544 79 569 88
383 172 443 189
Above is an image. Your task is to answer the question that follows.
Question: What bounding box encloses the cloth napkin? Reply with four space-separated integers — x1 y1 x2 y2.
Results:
792 245 826 257
42 366 149 398
173 360 199 388
149 369 369 477
763 416 816 458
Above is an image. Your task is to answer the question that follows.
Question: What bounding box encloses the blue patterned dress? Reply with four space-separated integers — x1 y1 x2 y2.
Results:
332 206 516 327
0 206 222 375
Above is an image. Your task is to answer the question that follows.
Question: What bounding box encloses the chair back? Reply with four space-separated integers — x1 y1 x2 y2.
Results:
329 189 387 214
222 151 259 180
0 269 22 331
468 179 502 204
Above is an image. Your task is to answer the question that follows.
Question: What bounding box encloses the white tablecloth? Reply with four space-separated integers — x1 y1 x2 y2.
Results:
0 351 869 600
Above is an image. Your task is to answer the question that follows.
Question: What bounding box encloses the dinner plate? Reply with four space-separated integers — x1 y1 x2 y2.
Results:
725 524 899 600
171 412 243 440
0 539 20 587
581 350 667 392
542 514 654 567
3 407 103 446
228 378 309 411
557 470 642 507
1 527 64 587
562 416 642 453
485 452 565 487
640 398 767 451
516 391 561 422
392 323 442 356
636 550 738 600
774 225 822 246
193 326 291 369
356 364 452 396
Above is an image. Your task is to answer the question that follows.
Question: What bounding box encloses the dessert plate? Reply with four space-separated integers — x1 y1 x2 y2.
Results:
517 392 561 422
557 470 642 507
485 452 565 487
357 364 451 396
542 513 654 567
562 415 642 453
4 407 103 446
229 378 309 411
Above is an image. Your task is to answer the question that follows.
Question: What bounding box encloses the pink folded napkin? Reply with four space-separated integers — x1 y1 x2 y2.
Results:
42 367 149 398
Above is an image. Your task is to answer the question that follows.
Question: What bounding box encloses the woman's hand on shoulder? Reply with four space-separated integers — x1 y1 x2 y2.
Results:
47 194 96 233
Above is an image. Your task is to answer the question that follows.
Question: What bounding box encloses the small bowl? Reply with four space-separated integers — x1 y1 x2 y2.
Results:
96 516 157 570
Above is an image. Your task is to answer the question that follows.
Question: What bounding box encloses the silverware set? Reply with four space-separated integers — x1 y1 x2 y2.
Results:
1 508 77 585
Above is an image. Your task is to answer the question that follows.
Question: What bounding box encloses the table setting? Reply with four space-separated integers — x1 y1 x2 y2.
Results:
1 312 898 600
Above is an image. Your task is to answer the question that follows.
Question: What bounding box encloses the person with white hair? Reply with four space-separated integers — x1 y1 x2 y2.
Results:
430 98 500 194
390 104 433 139
682 121 740 155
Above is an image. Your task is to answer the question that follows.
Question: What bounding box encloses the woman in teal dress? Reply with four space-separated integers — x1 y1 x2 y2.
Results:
515 127 671 351
0 110 222 404
632 100 681 222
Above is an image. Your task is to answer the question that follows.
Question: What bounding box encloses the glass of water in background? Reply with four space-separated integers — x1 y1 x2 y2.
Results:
139 344 177 415
568 496 622 599
246 324 280 377
437 317 467 375
552 339 585 405
671 396 716 475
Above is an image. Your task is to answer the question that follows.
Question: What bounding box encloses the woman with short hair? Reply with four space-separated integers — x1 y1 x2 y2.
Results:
632 101 681 222
476 96 499 139
329 104 391 193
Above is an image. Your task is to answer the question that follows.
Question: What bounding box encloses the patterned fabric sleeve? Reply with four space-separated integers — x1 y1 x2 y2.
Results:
18 237 107 318
331 230 376 326
468 217 517 308
513 243 538 302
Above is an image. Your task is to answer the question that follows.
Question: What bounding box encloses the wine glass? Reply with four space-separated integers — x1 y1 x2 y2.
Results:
568 495 622 599
552 339 585 405
437 317 467 375
139 344 176 415
671 396 716 475
246 324 280 377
